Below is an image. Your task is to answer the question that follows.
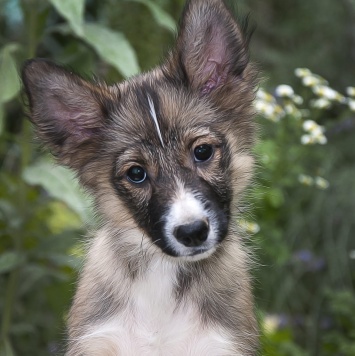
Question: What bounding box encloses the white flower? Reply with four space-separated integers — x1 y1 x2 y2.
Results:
313 126 325 136
256 89 275 103
285 104 294 114
263 315 281 334
299 175 329 189
298 174 314 186
313 85 335 99
346 87 355 97
303 120 318 131
302 120 327 144
295 68 312 78
248 223 261 234
292 95 304 105
311 98 331 109
302 76 321 87
317 135 327 144
239 220 260 234
315 177 329 189
348 99 355 111
275 84 294 97
255 100 284 122
313 85 345 102
350 250 355 260
301 134 312 145
255 101 272 116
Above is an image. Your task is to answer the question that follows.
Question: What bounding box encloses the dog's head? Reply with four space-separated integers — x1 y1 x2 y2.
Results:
22 0 257 260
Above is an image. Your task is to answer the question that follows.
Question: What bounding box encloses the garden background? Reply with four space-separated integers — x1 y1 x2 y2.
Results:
1 0 355 355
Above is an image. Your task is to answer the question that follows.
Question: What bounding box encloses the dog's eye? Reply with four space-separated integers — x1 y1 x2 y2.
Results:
194 144 213 162
127 166 147 184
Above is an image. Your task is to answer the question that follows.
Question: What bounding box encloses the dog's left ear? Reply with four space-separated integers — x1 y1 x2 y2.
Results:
171 0 251 96
22 59 112 169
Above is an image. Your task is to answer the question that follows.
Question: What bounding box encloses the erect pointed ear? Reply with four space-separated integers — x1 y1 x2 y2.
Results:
171 0 252 96
22 59 113 169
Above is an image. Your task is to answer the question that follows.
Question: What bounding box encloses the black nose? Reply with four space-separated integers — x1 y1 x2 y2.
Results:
174 220 209 247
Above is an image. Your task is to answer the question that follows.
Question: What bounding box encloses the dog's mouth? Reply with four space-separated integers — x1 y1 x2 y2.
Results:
176 245 218 261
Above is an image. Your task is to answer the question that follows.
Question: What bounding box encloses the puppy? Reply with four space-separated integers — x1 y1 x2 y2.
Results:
22 0 259 354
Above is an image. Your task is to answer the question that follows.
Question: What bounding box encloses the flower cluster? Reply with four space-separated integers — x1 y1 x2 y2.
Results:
255 68 355 148
256 68 355 125
255 89 285 122
253 68 352 194
298 174 329 190
295 67 355 112
301 120 327 145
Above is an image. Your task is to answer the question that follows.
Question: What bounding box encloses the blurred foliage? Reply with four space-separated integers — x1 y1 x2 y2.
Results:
252 73 355 355
0 0 354 355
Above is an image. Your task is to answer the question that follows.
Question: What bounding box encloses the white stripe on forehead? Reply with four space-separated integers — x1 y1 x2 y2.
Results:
147 95 165 147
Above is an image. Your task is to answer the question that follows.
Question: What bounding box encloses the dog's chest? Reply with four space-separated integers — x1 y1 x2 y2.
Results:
126 262 194 349
82 261 235 355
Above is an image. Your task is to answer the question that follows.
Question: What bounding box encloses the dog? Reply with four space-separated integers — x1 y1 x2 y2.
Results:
22 0 259 354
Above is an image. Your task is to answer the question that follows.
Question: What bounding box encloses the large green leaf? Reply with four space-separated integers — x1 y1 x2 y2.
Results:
49 0 85 37
23 160 92 222
0 44 20 104
82 23 140 77
129 0 175 32
0 251 25 274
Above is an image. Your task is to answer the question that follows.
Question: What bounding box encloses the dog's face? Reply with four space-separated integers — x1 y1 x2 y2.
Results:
22 0 256 260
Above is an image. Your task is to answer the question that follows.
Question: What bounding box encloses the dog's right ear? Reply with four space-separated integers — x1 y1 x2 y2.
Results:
22 59 112 169
169 0 252 97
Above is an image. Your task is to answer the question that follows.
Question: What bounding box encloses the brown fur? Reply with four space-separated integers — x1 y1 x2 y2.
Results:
22 0 259 354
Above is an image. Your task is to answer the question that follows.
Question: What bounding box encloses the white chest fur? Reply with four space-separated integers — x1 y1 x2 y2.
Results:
76 259 237 355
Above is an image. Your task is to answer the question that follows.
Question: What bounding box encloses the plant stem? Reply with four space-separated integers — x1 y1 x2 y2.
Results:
0 269 19 341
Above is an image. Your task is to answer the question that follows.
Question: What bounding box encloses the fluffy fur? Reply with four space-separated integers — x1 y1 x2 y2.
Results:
22 0 259 354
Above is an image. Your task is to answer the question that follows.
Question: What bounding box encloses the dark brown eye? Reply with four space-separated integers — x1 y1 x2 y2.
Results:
194 144 213 162
127 166 147 184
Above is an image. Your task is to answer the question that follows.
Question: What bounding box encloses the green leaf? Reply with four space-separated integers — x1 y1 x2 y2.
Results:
48 0 85 37
0 337 16 356
23 160 92 222
267 188 285 208
0 251 25 274
82 23 140 77
128 0 175 32
0 105 4 135
0 44 21 104
44 253 81 269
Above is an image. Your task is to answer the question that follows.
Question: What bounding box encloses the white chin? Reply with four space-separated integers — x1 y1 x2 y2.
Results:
173 246 217 262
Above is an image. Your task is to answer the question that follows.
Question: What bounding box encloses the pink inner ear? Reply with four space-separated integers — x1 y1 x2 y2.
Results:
48 94 100 142
199 28 230 96
201 60 229 95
